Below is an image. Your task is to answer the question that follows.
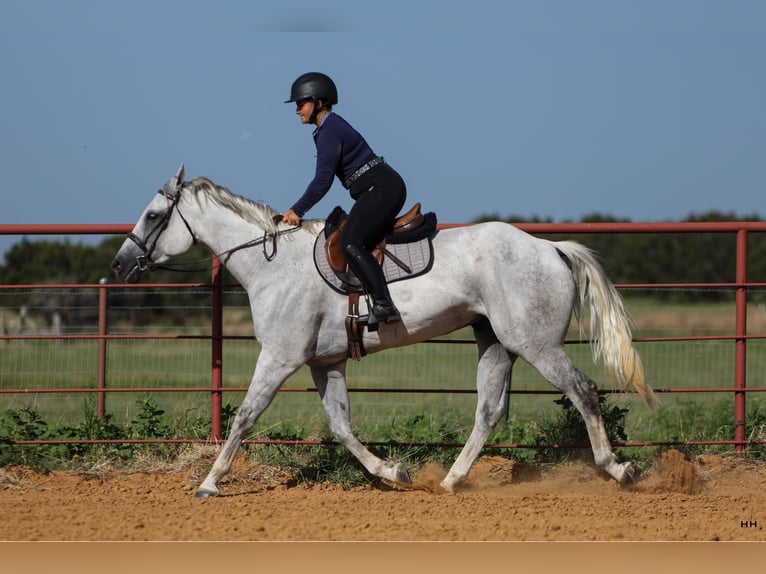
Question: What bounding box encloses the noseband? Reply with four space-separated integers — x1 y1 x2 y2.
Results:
126 187 197 272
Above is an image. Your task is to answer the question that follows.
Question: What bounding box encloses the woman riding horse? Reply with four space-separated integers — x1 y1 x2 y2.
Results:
281 72 406 330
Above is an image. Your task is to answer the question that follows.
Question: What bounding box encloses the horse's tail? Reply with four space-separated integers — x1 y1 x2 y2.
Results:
552 240 658 409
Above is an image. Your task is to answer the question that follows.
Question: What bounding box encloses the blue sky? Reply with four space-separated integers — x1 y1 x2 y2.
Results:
1 0 764 260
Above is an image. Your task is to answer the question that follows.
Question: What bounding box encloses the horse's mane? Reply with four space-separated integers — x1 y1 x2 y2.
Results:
185 177 324 236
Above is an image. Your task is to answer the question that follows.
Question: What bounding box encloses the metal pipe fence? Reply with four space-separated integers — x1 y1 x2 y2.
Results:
2 221 766 454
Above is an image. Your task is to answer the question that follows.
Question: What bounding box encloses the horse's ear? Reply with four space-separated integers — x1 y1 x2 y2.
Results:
172 164 185 190
169 164 185 193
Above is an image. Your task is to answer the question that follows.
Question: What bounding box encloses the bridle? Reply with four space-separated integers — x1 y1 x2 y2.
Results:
126 186 197 273
126 184 301 274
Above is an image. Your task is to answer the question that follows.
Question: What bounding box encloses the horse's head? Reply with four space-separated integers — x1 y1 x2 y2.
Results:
111 164 197 283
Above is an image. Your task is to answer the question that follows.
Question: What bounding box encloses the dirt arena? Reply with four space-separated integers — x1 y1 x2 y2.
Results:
1 449 764 542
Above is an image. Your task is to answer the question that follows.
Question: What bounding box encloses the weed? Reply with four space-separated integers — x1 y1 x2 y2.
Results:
531 395 630 464
130 394 172 439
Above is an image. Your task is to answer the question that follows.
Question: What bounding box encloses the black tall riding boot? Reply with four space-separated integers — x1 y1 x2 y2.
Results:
344 244 400 331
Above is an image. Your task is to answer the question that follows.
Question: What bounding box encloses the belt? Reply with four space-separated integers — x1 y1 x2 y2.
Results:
343 156 385 189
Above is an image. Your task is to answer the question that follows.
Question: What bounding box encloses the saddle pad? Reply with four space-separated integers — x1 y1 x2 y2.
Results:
313 232 435 295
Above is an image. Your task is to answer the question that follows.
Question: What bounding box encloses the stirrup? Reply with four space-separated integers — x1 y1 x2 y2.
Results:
366 300 400 332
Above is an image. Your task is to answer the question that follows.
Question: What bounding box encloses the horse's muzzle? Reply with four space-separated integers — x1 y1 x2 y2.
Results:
111 257 144 283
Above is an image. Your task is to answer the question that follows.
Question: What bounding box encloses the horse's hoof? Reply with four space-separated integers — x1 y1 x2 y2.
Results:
619 463 636 485
439 480 456 494
194 487 220 498
394 463 411 484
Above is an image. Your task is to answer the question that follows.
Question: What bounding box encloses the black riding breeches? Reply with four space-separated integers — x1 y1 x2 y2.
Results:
340 162 407 254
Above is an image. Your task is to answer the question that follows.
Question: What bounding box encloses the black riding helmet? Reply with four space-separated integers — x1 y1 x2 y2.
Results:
285 73 338 122
285 72 338 105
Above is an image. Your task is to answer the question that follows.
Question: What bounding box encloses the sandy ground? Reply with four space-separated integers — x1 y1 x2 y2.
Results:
1 450 764 542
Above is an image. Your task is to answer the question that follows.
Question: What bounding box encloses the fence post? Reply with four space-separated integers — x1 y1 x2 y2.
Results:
97 277 108 418
734 229 748 455
504 366 513 425
210 257 224 440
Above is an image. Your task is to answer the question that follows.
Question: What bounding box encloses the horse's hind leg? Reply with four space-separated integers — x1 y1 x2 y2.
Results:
441 320 514 493
532 347 634 484
311 361 411 484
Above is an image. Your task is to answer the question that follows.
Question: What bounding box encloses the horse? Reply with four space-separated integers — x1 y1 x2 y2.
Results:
111 165 656 496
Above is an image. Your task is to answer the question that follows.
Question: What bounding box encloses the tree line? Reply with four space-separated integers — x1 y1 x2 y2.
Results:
0 236 227 329
474 210 766 302
2 210 765 328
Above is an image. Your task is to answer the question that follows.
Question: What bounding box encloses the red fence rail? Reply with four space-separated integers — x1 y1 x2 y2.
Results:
2 221 766 454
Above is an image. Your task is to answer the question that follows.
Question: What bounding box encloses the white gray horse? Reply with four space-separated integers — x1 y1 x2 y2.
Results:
111 165 656 496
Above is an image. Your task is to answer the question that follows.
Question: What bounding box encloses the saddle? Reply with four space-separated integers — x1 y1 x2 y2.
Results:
313 203 437 360
324 203 429 274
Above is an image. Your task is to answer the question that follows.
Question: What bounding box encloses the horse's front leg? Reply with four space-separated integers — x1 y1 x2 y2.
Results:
195 352 299 498
311 361 411 484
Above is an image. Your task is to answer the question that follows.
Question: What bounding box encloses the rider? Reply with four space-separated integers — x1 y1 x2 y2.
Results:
282 72 406 328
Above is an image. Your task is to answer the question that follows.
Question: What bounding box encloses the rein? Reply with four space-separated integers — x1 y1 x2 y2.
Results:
129 189 301 274
219 218 301 265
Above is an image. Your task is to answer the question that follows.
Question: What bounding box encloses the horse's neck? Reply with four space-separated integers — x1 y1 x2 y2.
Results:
190 203 308 286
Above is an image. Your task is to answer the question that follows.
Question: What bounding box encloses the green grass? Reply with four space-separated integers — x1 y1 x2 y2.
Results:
1 337 760 392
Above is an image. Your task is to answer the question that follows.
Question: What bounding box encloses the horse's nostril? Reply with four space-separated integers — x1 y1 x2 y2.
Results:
111 260 121 271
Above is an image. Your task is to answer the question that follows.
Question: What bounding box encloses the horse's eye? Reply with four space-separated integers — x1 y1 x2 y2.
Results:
146 212 159 221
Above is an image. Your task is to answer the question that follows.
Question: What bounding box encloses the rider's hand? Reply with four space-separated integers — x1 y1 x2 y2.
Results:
282 209 302 226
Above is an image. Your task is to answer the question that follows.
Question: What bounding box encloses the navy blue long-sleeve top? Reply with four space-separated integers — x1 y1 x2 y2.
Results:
290 112 377 217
